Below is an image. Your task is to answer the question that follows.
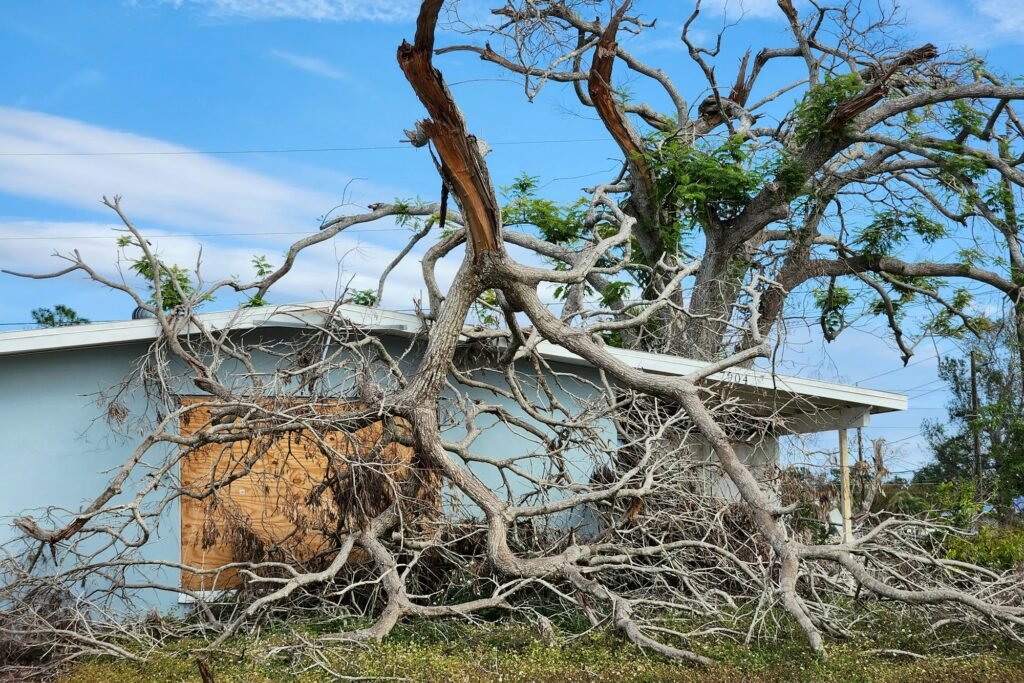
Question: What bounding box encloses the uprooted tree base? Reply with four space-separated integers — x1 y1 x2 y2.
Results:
4 0 1024 678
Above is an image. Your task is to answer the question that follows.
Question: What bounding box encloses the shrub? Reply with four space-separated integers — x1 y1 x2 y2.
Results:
945 525 1024 570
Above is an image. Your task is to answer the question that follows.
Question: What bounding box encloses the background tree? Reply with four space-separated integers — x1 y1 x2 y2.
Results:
30 304 89 328
917 320 1024 513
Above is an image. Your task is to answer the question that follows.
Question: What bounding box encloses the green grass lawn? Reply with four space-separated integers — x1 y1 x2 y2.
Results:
59 616 1024 683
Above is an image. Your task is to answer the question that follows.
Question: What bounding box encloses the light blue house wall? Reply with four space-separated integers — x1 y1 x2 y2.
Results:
0 304 910 614
0 327 613 611
0 340 186 608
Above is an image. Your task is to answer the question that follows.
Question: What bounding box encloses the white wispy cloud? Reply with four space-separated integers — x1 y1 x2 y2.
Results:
697 0 1024 48
0 107 451 314
167 0 418 22
0 218 454 314
973 0 1024 33
702 0 781 20
896 0 1024 48
0 107 454 315
0 107 337 232
270 49 347 80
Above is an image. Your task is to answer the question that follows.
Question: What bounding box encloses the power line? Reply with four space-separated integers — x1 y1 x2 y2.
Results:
0 137 610 158
853 353 939 384
905 387 949 400
0 227 413 241
900 378 944 393
887 433 923 444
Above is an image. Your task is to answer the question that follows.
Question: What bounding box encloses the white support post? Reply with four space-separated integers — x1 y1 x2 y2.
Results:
838 428 853 544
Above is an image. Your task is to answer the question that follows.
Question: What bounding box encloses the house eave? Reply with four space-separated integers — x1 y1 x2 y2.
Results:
0 301 907 416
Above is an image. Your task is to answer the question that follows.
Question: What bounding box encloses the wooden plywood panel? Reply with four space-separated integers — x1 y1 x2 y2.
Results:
178 398 417 591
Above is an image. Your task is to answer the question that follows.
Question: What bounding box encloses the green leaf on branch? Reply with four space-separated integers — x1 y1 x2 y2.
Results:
856 208 946 262
792 73 864 144
129 259 210 311
501 173 587 245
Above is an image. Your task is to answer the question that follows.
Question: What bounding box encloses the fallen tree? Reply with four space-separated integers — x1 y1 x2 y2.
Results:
4 0 1024 677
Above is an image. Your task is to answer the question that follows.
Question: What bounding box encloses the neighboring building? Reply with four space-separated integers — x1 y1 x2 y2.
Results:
0 302 906 608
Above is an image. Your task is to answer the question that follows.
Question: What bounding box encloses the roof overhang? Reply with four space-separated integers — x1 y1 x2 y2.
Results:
0 301 906 429
0 303 413 356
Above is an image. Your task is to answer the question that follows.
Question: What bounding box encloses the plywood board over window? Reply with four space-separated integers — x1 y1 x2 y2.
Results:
177 397 430 592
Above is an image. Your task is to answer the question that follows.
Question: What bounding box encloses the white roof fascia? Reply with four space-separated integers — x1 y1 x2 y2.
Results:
0 301 416 356
331 307 903 413
533 341 906 413
0 303 342 357
0 302 906 414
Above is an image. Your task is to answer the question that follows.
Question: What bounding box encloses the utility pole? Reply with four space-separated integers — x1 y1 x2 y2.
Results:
971 349 983 495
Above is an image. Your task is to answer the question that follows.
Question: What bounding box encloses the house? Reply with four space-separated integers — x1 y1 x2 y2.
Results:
0 302 907 608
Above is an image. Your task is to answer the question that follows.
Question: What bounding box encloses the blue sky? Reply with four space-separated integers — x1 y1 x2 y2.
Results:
2 0 1024 474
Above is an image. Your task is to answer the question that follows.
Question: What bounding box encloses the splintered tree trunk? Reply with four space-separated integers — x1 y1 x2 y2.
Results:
397 0 502 262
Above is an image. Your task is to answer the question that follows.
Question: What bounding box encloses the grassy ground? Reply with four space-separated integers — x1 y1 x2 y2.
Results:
60 616 1024 683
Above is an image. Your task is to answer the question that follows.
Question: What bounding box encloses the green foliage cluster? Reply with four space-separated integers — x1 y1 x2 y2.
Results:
501 174 587 244
595 280 631 307
926 287 989 338
471 288 501 326
243 255 275 308
882 488 931 516
918 325 1024 514
811 274 935 341
802 207 974 340
945 100 986 138
956 245 987 270
873 479 1024 571
129 259 206 311
251 255 273 278
982 182 1016 222
992 421 1024 506
865 277 924 318
913 470 1024 572
347 288 378 307
792 73 864 144
499 174 636 329
391 197 415 224
392 196 432 231
117 234 212 311
812 282 854 339
646 135 764 238
921 98 991 190
121 245 278 311
922 127 992 194
939 147 990 185
772 154 809 200
931 479 985 528
856 208 946 262
945 524 1024 570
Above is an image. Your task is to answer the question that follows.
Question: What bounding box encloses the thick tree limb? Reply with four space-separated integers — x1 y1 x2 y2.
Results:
397 0 501 260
